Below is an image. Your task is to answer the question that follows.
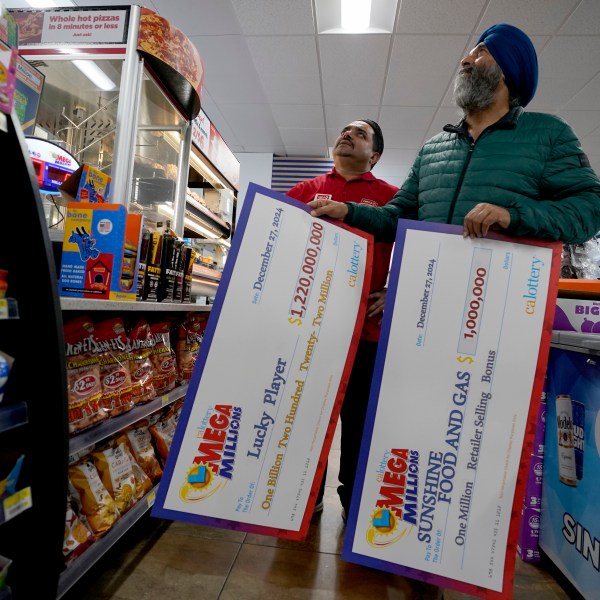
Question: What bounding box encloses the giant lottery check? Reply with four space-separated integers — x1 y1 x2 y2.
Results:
342 220 561 599
153 183 372 540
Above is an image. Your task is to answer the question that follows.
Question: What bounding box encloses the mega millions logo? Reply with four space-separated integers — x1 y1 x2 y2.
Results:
366 448 420 548
179 404 242 502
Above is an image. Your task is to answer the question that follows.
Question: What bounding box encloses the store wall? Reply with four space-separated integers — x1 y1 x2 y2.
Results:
236 153 273 215
271 156 333 194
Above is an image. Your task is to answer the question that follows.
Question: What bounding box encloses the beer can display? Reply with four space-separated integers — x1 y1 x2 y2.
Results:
572 399 585 480
555 394 577 486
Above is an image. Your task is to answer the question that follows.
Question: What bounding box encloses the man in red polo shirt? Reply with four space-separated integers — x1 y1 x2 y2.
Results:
287 119 399 521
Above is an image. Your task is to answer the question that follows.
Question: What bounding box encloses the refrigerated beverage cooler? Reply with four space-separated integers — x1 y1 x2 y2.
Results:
541 330 600 600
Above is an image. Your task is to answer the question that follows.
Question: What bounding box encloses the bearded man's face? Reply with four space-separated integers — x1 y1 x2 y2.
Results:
453 61 504 112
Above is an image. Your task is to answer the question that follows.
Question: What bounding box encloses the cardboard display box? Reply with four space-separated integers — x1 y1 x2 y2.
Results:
59 203 143 301
554 297 600 333
58 164 111 205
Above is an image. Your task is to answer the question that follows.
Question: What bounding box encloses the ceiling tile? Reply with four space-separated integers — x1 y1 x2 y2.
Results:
270 105 325 128
530 77 590 111
565 75 600 111
217 103 283 151
324 106 383 141
384 35 469 106
539 36 600 80
379 106 439 147
260 75 322 104
395 0 487 34
190 35 268 104
279 127 328 148
246 36 319 75
230 0 315 35
559 0 600 35
478 0 580 35
319 34 392 105
151 0 242 35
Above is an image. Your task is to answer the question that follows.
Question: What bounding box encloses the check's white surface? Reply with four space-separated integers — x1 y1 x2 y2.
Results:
347 229 553 591
160 190 368 532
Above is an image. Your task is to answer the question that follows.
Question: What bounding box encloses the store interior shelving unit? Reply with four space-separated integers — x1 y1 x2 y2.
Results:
0 110 69 599
0 5 241 597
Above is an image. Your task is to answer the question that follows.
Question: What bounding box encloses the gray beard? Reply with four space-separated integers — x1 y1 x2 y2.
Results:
453 62 504 113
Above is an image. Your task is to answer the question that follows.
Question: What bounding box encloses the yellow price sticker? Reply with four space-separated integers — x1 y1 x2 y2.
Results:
3 486 32 521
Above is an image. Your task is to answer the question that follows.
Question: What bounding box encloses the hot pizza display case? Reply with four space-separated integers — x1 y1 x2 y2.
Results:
3 4 239 597
11 3 239 290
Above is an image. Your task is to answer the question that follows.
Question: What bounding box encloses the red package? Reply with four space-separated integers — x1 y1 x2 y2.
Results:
64 315 107 434
93 317 135 417
128 318 157 404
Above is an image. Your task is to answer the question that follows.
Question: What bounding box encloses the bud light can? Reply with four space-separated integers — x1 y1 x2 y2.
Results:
572 399 585 480
556 394 577 486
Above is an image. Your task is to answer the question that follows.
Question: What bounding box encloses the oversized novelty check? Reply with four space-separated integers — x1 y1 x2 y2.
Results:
342 220 561 599
153 183 371 539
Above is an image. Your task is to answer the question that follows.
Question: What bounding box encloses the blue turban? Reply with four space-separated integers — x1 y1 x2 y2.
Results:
477 23 538 107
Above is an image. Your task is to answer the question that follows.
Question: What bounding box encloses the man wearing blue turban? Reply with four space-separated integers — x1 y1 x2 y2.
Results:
307 23 600 247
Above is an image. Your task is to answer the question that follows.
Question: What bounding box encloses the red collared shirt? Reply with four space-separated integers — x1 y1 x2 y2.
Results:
287 168 399 341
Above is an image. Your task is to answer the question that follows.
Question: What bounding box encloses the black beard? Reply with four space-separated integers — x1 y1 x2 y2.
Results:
453 62 503 112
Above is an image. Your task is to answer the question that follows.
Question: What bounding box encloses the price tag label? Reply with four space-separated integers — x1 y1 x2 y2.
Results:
3 486 32 522
0 299 8 319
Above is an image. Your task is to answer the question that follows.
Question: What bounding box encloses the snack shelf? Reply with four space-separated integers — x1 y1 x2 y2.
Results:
60 298 211 313
56 485 159 599
69 385 188 456
0 403 27 435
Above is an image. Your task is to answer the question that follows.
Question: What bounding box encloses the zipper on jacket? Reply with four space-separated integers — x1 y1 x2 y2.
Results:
443 106 521 224
447 139 474 224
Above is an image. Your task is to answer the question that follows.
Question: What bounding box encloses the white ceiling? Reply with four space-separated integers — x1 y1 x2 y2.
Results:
6 0 600 188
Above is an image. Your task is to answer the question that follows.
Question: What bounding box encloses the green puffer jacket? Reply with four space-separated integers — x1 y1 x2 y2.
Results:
345 107 600 245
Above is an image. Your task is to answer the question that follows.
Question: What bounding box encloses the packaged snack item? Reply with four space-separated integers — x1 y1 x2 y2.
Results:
117 437 153 500
119 420 163 483
128 318 156 404
93 317 135 417
149 320 177 395
64 315 107 434
0 268 8 298
175 312 207 385
149 403 180 465
92 441 137 515
63 494 94 565
68 459 120 538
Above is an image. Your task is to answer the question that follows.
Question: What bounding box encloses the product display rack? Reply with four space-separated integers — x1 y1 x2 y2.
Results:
56 300 209 598
0 109 214 599
57 382 190 598
1 6 237 596
0 111 69 599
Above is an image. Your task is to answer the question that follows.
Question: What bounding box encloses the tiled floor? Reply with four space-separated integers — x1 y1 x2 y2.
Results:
61 422 583 600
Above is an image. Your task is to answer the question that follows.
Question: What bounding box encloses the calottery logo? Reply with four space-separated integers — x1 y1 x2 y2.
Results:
179 404 242 502
366 448 419 548
347 241 364 288
523 256 544 315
